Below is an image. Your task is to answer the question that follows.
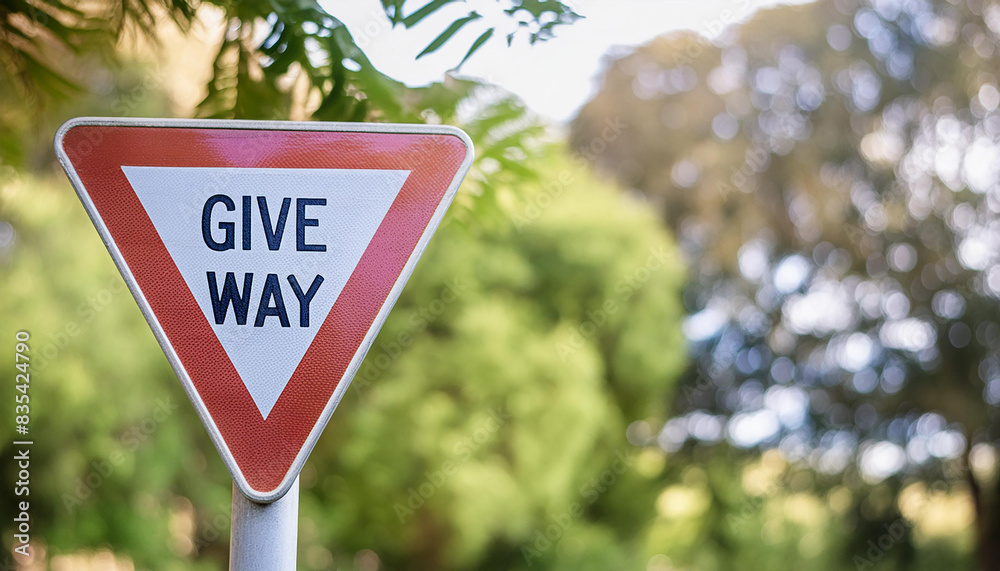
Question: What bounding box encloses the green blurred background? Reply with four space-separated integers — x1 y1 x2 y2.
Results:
1 0 996 569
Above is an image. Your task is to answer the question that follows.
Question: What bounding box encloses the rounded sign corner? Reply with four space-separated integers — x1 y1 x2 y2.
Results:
235 476 296 505
435 124 475 162
53 117 84 157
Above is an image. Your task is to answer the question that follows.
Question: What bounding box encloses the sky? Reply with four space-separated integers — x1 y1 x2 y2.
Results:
326 0 812 123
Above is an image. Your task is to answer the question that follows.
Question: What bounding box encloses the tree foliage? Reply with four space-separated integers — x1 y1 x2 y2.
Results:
0 0 579 167
0 145 686 568
573 0 1000 567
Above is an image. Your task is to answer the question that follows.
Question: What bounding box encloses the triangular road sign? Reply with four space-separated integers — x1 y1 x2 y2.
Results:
55 118 474 502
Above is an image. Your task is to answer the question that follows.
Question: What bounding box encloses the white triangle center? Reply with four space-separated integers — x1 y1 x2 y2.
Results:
123 166 409 419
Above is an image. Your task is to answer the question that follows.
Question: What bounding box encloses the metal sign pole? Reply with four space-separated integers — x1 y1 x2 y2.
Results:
229 477 299 570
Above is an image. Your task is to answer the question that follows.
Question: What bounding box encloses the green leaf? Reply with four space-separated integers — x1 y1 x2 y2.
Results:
417 12 482 59
457 27 494 69
381 0 406 25
402 0 459 28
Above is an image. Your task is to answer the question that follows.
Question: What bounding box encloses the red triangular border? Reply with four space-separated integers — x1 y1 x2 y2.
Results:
56 119 472 501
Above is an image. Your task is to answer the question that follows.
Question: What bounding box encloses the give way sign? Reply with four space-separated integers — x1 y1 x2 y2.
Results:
54 118 474 503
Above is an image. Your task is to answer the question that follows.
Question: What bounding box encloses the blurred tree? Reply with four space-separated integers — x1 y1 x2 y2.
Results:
0 0 693 568
304 148 687 569
573 0 1000 568
0 144 687 568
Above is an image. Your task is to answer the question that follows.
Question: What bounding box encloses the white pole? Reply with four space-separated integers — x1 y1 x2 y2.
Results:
229 477 299 570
